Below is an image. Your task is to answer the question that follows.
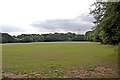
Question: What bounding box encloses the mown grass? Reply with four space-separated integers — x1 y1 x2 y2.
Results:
2 42 118 78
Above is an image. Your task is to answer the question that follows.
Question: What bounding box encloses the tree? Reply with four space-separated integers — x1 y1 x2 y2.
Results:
88 1 120 45
1 32 86 43
85 31 94 41
1 33 15 43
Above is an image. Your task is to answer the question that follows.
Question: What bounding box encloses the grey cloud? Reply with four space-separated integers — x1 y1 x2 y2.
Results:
31 15 94 33
77 15 95 23
0 24 25 32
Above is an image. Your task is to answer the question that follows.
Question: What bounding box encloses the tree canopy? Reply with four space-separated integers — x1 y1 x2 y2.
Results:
85 1 120 45
1 32 85 43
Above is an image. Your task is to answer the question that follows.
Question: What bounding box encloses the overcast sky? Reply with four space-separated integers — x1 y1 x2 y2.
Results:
0 0 96 35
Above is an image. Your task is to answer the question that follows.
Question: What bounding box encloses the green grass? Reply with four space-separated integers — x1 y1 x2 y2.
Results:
2 42 118 78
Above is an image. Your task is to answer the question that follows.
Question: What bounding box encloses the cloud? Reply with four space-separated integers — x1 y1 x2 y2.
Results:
31 15 94 34
0 24 25 32
77 15 95 23
0 15 95 35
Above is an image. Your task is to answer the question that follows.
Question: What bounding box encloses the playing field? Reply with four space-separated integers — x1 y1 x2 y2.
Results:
2 42 118 78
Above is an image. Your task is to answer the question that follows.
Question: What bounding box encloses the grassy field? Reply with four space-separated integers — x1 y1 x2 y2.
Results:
2 42 118 78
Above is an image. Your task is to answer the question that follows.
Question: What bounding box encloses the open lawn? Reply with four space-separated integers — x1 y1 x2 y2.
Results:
2 42 118 78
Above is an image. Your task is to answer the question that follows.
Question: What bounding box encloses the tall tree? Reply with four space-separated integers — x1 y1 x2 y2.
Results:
88 1 120 45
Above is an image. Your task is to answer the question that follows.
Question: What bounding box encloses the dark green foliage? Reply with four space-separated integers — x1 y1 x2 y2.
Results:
72 35 85 41
86 1 120 45
1 32 85 43
17 34 45 42
0 32 2 43
1 33 15 43
85 31 94 41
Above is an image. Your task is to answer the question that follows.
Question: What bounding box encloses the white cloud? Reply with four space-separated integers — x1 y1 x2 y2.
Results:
0 0 96 35
31 14 95 34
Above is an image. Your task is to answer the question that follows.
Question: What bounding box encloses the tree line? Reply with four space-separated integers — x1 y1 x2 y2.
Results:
0 32 85 43
1 1 120 45
85 1 120 45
